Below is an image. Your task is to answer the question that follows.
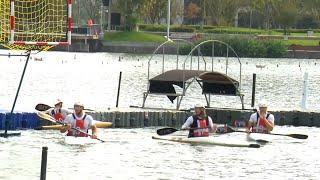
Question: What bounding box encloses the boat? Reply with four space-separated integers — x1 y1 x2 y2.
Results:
152 135 260 148
256 64 266 69
63 136 100 145
36 120 112 130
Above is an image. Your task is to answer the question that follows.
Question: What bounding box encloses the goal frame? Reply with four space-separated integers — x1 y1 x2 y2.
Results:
9 0 72 46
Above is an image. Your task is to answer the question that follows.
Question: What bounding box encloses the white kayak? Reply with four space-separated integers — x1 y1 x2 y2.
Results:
152 135 260 148
64 136 100 145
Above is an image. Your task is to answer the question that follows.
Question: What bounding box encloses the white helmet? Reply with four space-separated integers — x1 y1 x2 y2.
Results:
54 99 63 106
258 100 268 108
194 104 205 108
74 102 84 107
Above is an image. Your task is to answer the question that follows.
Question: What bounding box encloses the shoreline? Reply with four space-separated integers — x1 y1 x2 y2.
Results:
50 41 320 59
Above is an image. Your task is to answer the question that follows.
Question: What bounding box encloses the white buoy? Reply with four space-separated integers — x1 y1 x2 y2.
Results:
301 72 308 109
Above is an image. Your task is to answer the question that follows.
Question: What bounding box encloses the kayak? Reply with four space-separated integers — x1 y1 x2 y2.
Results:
152 135 260 148
37 120 112 130
63 136 100 145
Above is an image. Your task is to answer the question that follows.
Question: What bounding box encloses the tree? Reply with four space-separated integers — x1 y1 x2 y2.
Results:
185 2 201 24
140 0 167 24
205 0 240 26
275 1 299 34
73 0 102 26
171 0 184 24
302 0 320 22
114 0 143 31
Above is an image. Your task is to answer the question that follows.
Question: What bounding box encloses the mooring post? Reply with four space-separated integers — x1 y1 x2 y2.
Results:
251 73 256 108
116 72 122 108
5 52 31 137
40 146 48 180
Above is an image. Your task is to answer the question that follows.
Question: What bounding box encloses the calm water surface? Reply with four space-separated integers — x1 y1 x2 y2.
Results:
0 50 319 179
0 126 319 180
0 50 320 112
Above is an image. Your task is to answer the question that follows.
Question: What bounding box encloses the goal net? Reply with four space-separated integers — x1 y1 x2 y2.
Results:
0 0 72 51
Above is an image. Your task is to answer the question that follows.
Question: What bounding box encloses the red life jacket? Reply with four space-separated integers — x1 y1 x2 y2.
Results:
51 109 64 122
252 112 270 133
66 114 88 137
189 115 209 137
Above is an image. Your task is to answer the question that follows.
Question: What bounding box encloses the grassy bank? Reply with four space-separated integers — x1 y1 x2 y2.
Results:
283 39 320 46
104 31 166 43
137 24 320 46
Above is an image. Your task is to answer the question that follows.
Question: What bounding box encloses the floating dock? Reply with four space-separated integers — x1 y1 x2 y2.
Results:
1 108 320 130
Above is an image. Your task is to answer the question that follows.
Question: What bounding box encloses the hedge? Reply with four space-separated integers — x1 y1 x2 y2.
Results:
139 24 195 32
179 37 287 58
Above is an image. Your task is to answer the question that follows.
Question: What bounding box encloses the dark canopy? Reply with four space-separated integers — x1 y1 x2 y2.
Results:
148 70 239 103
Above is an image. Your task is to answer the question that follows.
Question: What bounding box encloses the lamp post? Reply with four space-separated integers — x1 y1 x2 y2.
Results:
167 0 171 40
108 0 112 32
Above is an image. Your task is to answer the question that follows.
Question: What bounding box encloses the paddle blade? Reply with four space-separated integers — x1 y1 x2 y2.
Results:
156 128 179 136
215 125 237 134
288 134 308 139
37 112 56 123
35 103 52 111
248 144 260 148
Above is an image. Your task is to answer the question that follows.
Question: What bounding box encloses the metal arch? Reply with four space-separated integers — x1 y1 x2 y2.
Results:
182 39 242 92
143 39 197 108
146 38 196 90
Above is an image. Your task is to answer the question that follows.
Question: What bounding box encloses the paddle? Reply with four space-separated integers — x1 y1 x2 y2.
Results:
37 112 105 142
157 127 179 135
156 127 207 136
157 126 308 139
223 126 308 139
35 103 95 112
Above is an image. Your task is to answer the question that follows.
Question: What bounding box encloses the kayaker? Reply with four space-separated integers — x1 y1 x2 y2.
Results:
60 102 97 139
181 104 217 138
46 99 71 122
246 101 274 133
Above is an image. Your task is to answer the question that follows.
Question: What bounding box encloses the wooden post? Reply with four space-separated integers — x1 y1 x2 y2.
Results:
116 72 122 108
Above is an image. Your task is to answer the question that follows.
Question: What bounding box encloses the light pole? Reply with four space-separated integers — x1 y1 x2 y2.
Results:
107 0 112 32
167 0 171 40
100 4 103 34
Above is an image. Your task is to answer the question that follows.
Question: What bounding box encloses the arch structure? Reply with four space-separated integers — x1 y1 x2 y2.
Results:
142 39 243 110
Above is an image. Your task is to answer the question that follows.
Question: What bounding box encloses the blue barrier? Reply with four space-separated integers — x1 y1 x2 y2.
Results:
0 113 5 129
0 112 40 130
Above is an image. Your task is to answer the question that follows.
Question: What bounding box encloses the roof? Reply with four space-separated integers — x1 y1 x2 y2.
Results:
148 70 239 102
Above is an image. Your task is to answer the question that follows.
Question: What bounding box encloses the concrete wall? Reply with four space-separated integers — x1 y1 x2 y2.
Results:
101 42 179 54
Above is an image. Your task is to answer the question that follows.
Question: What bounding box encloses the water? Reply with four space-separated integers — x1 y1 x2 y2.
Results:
1 50 320 179
0 126 319 179
1 50 320 112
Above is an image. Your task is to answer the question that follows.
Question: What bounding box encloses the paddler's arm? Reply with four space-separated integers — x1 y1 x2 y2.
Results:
208 116 217 133
246 114 256 133
260 114 274 132
181 116 194 130
60 115 71 133
91 124 98 138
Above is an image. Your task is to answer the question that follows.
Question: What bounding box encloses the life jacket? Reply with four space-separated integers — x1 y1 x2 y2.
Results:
252 112 270 133
51 109 64 122
188 115 209 137
66 114 88 137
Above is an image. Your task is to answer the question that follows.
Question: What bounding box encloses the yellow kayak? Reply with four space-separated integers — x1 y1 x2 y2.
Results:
37 120 112 130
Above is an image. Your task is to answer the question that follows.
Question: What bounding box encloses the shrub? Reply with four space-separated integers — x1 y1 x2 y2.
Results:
179 36 287 58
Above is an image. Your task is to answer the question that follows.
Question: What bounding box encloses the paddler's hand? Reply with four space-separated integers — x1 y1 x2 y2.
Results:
91 134 97 139
245 128 251 133
259 112 267 119
64 124 71 130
